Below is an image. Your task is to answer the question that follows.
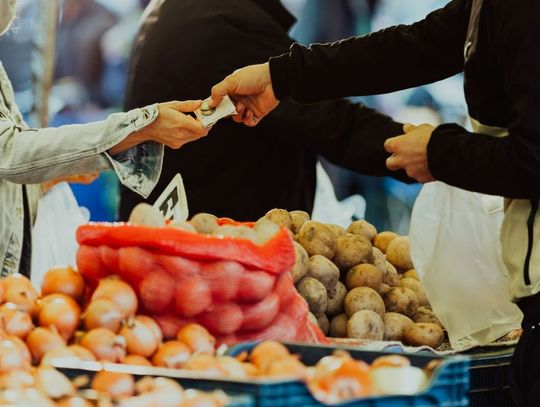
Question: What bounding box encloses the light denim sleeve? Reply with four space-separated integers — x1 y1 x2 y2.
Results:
0 104 163 198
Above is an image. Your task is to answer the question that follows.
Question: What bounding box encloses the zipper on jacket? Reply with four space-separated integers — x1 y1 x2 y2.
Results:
523 199 539 286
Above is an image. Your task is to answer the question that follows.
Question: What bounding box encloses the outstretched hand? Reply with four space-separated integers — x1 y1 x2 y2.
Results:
210 63 279 127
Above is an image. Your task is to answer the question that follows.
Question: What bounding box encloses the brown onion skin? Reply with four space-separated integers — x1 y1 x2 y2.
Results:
80 328 126 363
119 317 160 358
26 327 65 364
0 303 34 339
151 341 191 369
41 267 85 303
91 277 138 319
82 299 124 333
38 295 81 341
1 274 38 315
91 370 135 399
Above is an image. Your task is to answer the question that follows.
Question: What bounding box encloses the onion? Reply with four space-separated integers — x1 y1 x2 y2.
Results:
151 341 191 369
91 371 135 399
80 328 126 363
91 277 138 318
8 336 31 365
40 347 79 366
137 315 163 345
119 316 160 358
176 324 215 355
183 354 224 378
67 345 97 361
1 274 38 315
0 303 33 339
0 339 30 373
38 294 81 341
56 396 94 407
41 267 85 302
123 354 152 367
35 366 75 399
0 369 34 390
82 299 124 333
26 327 65 364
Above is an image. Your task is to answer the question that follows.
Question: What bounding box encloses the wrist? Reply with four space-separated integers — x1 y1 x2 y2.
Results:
268 52 291 100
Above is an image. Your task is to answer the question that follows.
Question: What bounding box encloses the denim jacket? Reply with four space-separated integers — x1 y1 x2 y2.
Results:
0 60 164 277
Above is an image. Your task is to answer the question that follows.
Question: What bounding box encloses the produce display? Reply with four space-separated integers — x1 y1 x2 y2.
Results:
76 204 325 345
259 209 445 348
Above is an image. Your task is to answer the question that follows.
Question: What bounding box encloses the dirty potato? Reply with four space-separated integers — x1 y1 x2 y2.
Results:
373 231 399 254
298 221 337 259
289 210 310 234
386 236 413 272
347 220 377 242
326 224 347 239
129 203 166 227
383 312 414 341
190 213 219 234
383 262 401 287
414 306 443 328
403 269 420 280
296 277 328 316
306 255 340 293
345 263 382 292
329 314 349 338
403 323 445 349
400 278 429 306
347 310 384 340
372 247 387 275
344 287 385 319
264 208 293 230
384 287 418 318
316 313 330 336
326 281 347 318
291 242 309 283
333 234 373 271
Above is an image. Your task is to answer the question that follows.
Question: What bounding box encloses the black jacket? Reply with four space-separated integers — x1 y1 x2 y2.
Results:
269 0 540 199
120 0 408 221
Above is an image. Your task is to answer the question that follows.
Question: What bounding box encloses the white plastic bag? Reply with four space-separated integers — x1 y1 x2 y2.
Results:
409 182 522 348
30 182 89 290
311 162 366 227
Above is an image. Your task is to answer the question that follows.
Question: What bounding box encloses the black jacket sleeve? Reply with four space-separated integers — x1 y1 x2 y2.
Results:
427 0 540 198
269 0 469 102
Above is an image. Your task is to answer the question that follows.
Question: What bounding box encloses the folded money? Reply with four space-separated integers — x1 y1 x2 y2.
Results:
195 95 237 128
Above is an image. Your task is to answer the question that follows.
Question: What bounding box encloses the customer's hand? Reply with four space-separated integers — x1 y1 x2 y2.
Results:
384 123 436 183
211 63 279 127
109 101 209 155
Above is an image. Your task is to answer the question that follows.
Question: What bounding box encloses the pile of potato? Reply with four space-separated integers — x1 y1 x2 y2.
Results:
261 209 445 349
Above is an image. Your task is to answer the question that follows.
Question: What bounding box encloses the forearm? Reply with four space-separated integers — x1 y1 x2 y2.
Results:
270 0 468 103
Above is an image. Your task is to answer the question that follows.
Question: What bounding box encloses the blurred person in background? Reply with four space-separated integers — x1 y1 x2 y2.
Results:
0 0 210 278
119 0 414 222
210 0 540 403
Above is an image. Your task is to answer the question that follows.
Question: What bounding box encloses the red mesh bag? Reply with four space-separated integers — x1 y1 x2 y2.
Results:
76 221 327 345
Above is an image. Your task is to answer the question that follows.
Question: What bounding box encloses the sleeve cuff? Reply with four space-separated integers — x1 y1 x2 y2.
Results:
269 52 292 100
427 123 470 181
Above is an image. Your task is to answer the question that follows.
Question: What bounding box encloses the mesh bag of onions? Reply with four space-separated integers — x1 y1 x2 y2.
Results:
75 216 327 345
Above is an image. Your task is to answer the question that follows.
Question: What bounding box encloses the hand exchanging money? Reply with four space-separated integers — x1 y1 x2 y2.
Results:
210 63 279 127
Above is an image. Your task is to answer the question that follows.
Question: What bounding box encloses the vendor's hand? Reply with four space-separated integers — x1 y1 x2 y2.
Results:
384 123 436 183
210 63 279 127
41 173 99 194
109 101 210 155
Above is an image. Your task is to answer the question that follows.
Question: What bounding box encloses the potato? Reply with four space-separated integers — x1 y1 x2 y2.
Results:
168 221 197 233
347 310 384 340
345 264 382 292
129 203 165 227
326 281 347 318
306 255 340 293
296 277 328 316
383 262 401 287
214 225 258 241
264 208 292 230
372 247 386 275
344 287 385 319
373 231 399 254
290 210 310 234
326 224 347 239
291 242 309 283
253 218 281 244
383 312 413 341
190 213 219 234
298 221 336 259
383 287 418 318
414 306 443 328
329 313 349 338
403 323 444 348
403 269 420 280
347 220 377 242
333 234 373 271
379 283 391 295
316 313 330 335
400 278 429 306
386 236 413 272
308 312 318 326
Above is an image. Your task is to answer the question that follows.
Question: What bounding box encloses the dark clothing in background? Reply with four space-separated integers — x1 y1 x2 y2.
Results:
121 0 409 221
270 0 540 199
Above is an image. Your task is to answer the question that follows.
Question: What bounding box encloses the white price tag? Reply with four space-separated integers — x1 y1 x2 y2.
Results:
153 173 189 221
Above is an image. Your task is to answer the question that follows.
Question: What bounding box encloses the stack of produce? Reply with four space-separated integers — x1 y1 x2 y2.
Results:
76 205 325 345
260 209 445 348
